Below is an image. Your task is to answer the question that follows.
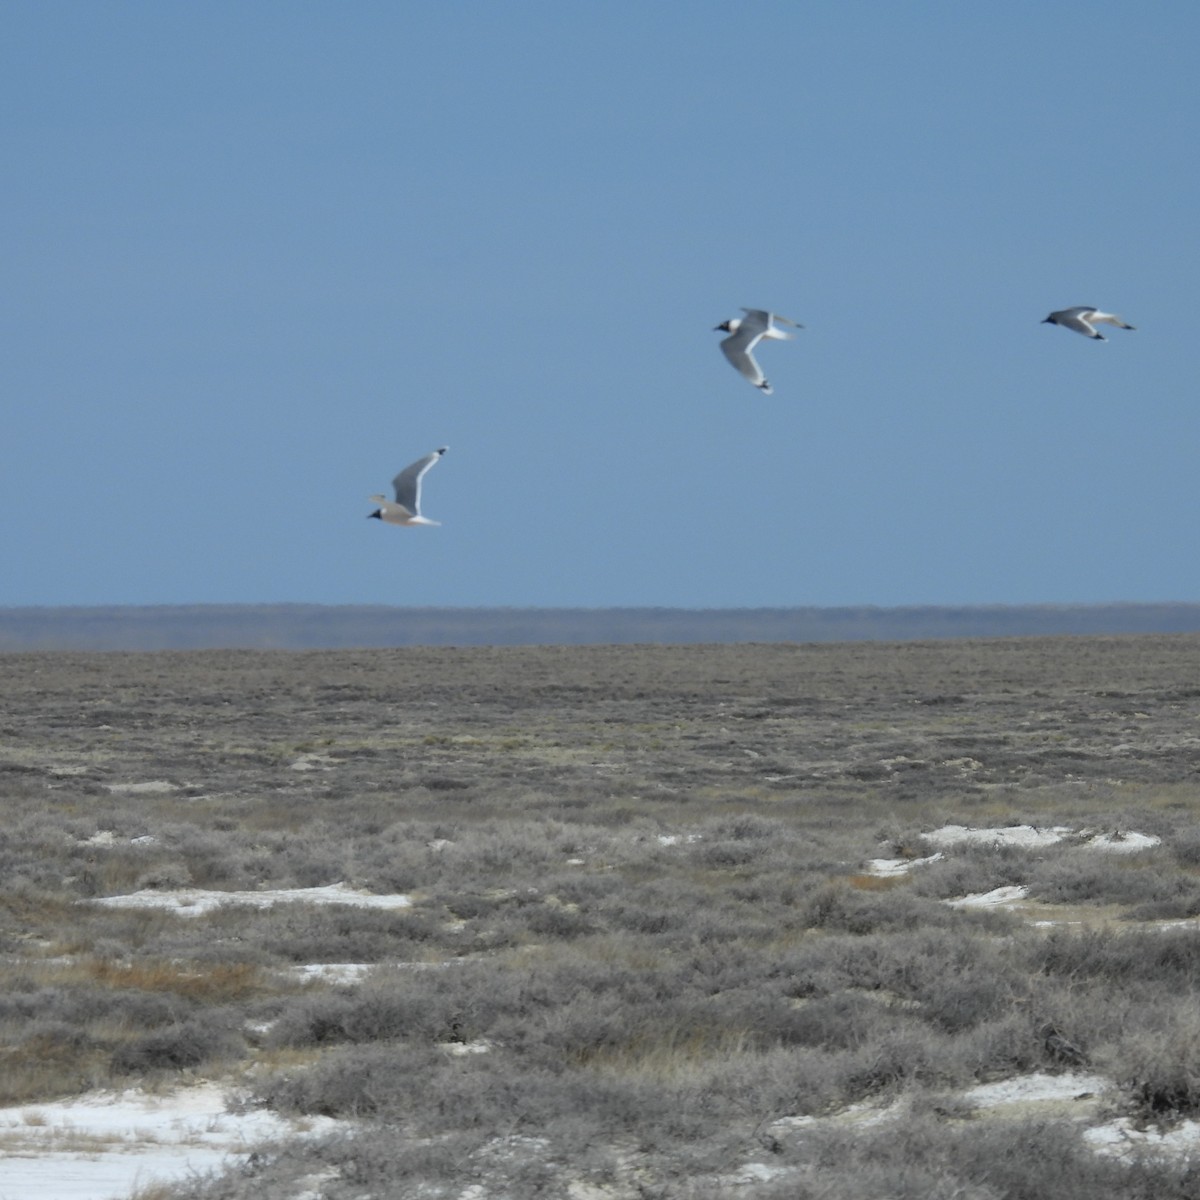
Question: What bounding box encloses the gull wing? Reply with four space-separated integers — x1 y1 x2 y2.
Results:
392 447 448 516
720 326 771 392
1050 309 1100 337
743 307 801 342
737 309 773 337
1089 310 1134 329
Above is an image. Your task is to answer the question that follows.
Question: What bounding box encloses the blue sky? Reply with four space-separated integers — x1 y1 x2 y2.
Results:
4 2 1197 609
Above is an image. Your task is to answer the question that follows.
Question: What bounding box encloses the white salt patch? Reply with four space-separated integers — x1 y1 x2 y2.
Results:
81 832 156 849
947 885 1029 908
926 824 1072 849
772 1099 894 1134
291 963 377 984
103 780 180 795
924 824 1159 853
1086 1116 1200 1157
91 882 411 917
1083 830 1160 853
965 1072 1108 1108
438 1040 491 1055
290 754 339 771
866 852 943 876
0 1082 338 1200
287 961 467 985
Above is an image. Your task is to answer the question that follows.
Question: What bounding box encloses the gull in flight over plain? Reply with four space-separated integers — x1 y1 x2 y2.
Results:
368 447 447 526
714 308 802 395
1042 307 1136 341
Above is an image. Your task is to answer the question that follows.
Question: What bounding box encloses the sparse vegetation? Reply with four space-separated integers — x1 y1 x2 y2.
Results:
5 601 1200 650
4 636 1200 1195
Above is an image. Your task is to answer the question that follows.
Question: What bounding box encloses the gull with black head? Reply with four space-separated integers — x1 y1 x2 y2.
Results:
714 308 802 395
1042 307 1135 341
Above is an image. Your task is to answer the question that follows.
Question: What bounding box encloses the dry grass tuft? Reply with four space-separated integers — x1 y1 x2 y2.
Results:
82 958 269 1002
0 1032 110 1105
845 873 903 892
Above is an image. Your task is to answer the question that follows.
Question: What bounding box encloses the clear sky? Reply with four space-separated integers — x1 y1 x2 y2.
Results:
4 2 1197 609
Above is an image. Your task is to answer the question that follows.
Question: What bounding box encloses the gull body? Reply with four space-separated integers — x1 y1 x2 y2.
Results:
368 447 447 526
714 308 802 394
1042 307 1136 341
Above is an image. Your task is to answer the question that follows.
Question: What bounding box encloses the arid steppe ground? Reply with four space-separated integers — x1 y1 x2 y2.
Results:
5 637 1200 1197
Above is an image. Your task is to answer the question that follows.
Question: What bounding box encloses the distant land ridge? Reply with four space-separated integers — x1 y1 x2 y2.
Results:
3 603 1200 651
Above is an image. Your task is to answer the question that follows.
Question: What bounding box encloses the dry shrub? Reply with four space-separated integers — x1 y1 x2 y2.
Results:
110 1016 242 1074
1112 1015 1200 1123
1032 927 1200 987
782 1114 1182 1200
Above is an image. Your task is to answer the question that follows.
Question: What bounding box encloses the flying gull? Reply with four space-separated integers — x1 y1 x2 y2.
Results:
368 447 447 526
714 308 802 394
1042 307 1136 341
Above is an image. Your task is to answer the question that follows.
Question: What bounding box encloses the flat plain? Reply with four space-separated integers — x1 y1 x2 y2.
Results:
4 636 1200 1198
